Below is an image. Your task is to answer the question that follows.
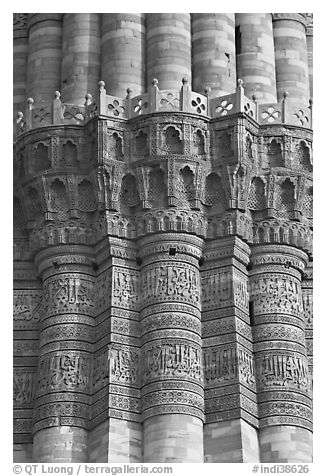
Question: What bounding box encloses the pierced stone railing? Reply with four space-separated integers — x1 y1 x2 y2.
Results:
258 95 312 128
16 91 97 136
15 78 313 137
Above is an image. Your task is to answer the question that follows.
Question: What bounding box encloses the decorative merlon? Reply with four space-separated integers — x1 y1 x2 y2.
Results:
15 79 313 137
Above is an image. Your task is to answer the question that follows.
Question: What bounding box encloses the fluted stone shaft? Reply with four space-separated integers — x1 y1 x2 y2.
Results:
272 14 310 103
249 245 312 463
61 14 101 104
32 247 95 463
13 259 42 463
302 261 313 380
306 17 313 99
13 14 29 116
101 14 145 97
306 43 313 100
146 14 191 90
138 234 204 463
306 15 314 98
191 14 236 96
235 13 277 103
13 11 314 465
26 14 63 102
95 242 142 463
202 237 259 463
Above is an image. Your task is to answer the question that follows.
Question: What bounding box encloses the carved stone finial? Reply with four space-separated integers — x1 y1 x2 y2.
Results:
283 91 289 99
99 80 105 90
27 97 34 107
237 78 244 88
126 88 132 98
204 86 211 95
54 91 61 100
152 78 159 86
85 93 93 106
309 98 313 107
16 111 25 131
182 77 188 85
252 94 257 102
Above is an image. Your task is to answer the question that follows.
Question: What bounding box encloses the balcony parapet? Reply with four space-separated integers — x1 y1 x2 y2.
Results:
15 91 97 137
15 79 312 138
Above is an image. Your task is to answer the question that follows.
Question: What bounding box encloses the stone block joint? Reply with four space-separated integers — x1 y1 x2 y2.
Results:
13 11 313 464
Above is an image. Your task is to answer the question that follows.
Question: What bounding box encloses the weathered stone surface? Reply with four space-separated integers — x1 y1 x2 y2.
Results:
146 14 191 90
192 14 236 96
235 13 277 103
273 14 311 103
101 14 145 97
26 14 63 102
13 12 313 464
61 14 101 104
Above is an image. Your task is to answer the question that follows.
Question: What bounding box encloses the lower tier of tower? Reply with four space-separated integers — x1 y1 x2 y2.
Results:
14 418 312 463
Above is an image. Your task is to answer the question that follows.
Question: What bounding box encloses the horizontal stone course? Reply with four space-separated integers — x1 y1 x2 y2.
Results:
235 13 277 103
13 11 313 465
192 13 236 96
273 14 310 102
33 426 88 462
144 414 203 462
204 418 259 462
259 426 312 462
101 13 145 97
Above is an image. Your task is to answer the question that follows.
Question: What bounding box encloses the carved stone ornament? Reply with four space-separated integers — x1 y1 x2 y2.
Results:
13 15 313 461
13 13 29 30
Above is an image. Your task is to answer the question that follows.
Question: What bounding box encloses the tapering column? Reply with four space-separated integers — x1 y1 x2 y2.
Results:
13 14 29 117
101 14 145 97
249 245 312 462
146 14 191 91
191 14 236 96
61 14 101 104
26 14 63 103
235 13 277 103
138 234 204 463
32 246 95 463
202 237 259 463
272 14 310 103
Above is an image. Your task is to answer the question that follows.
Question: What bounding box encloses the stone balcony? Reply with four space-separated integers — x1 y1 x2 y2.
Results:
15 78 313 138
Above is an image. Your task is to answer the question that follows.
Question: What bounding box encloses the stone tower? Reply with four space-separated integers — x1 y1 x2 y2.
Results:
13 13 313 463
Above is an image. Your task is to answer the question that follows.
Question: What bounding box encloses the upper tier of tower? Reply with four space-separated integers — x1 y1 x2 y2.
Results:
13 13 313 261
14 13 313 118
